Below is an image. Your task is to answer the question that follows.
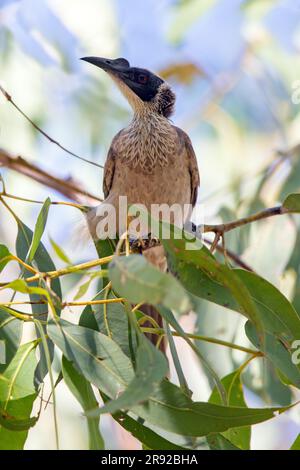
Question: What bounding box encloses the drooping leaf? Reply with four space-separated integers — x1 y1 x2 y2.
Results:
49 236 71 264
109 254 191 314
290 433 300 450
49 318 295 437
95 291 138 357
62 356 104 450
283 193 300 213
0 341 38 448
0 244 10 272
164 231 300 354
161 225 263 340
133 380 293 437
209 370 251 449
0 341 37 403
245 322 300 389
157 305 227 404
48 319 134 399
0 308 23 373
96 338 168 415
27 197 51 262
0 397 38 436
109 404 187 450
15 218 62 386
206 433 241 450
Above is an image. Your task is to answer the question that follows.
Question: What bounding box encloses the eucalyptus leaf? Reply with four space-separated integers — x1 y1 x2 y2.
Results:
0 308 23 373
209 370 251 449
15 218 61 386
283 193 300 213
27 197 51 262
62 356 104 450
96 338 168 415
0 244 10 272
109 254 191 314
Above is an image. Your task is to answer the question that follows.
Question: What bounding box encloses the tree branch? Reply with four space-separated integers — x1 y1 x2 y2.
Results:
204 238 254 271
203 205 287 235
0 148 102 205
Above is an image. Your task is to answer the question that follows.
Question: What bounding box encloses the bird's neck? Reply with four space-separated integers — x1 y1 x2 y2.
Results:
116 109 176 173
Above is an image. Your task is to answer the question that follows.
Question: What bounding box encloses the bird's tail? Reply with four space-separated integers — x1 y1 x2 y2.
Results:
139 304 166 353
140 244 168 353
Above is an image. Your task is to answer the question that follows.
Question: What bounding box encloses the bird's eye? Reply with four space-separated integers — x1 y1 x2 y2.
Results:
138 74 148 84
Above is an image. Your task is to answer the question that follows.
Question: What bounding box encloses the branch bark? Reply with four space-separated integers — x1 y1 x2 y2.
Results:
203 205 287 235
0 148 102 205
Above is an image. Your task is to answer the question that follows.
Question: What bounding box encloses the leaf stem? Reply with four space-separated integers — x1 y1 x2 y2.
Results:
141 327 262 355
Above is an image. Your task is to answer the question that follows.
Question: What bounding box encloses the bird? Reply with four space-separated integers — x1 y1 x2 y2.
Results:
81 56 200 351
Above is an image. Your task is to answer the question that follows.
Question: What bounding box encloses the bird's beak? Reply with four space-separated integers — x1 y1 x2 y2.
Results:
80 57 130 79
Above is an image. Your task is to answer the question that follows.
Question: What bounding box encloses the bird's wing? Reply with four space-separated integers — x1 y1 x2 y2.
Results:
103 130 123 198
174 127 200 207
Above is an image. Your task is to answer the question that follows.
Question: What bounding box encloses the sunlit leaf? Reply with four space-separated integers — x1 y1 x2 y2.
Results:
245 322 300 389
290 433 300 450
0 244 10 272
109 254 191 314
283 193 300 213
62 356 104 450
209 370 251 449
27 198 51 262
15 218 61 386
95 338 168 415
0 308 23 373
206 433 240 450
49 237 71 264
0 341 38 448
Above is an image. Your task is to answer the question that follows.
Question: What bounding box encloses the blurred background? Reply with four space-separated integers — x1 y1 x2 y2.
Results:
1 0 300 450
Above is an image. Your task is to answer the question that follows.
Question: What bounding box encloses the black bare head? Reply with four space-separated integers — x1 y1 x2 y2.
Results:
81 56 175 117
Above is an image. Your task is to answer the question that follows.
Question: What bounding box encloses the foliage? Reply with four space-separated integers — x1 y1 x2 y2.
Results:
0 192 299 449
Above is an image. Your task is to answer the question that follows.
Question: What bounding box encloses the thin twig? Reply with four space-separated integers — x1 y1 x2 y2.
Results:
141 327 262 355
0 148 101 204
0 84 103 169
204 238 254 272
0 192 86 210
203 205 286 235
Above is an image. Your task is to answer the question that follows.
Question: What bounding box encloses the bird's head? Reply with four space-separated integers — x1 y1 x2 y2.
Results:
81 56 175 118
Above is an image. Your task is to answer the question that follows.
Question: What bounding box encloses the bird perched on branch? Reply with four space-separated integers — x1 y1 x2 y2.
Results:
81 56 200 351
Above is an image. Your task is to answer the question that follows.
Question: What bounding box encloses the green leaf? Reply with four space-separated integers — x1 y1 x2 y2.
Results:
245 322 300 388
109 406 187 450
27 197 51 262
0 244 10 272
209 370 251 450
95 338 168 415
166 239 300 357
283 193 300 213
49 237 71 264
290 433 300 450
157 306 227 405
0 397 38 436
15 218 62 386
62 356 104 450
206 433 241 450
48 319 134 399
133 380 293 437
109 254 191 314
0 341 38 448
0 308 23 373
161 227 264 341
95 291 138 357
0 341 37 403
48 321 294 438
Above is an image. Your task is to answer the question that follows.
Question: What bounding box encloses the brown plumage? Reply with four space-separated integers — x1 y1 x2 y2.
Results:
82 57 200 352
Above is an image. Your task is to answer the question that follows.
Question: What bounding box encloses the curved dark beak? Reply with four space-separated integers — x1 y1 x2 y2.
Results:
80 57 130 77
